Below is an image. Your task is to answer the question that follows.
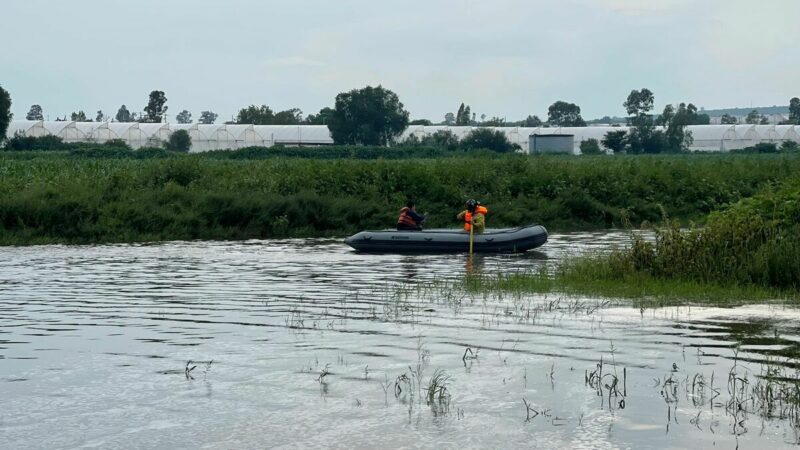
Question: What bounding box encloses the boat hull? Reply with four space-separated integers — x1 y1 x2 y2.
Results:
344 225 548 254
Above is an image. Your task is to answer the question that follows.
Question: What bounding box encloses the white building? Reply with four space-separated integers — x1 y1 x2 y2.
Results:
4 121 800 154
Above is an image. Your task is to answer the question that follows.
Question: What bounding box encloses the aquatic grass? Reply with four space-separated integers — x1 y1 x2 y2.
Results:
469 259 799 306
424 369 452 415
466 178 800 305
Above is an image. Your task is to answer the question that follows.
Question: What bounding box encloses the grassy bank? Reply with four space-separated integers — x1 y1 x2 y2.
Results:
1 151 800 245
470 179 800 303
467 260 798 306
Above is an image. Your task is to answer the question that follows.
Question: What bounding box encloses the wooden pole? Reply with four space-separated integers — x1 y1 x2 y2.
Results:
469 217 474 257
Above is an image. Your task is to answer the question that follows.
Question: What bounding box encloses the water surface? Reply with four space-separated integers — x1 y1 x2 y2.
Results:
1 232 799 449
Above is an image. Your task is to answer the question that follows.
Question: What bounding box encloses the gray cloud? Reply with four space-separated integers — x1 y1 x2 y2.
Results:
2 0 798 122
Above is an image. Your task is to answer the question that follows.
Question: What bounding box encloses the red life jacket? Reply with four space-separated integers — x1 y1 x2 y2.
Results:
464 205 488 231
397 207 419 228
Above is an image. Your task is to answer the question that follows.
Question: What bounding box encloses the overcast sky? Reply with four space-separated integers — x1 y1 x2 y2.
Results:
3 0 798 122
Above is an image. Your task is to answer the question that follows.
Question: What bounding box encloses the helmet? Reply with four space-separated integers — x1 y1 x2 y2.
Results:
466 199 477 211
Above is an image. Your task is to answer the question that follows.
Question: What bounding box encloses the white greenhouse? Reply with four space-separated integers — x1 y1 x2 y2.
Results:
4 120 800 153
3 121 335 151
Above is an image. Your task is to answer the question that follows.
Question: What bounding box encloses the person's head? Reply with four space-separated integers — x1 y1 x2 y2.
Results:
466 199 477 212
406 200 415 210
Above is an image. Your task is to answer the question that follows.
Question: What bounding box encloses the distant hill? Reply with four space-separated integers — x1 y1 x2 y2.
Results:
588 105 790 123
699 106 789 117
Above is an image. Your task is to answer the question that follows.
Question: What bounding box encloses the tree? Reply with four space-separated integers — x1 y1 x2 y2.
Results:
694 113 711 125
420 130 459 151
198 110 218 124
455 103 472 125
164 129 192 152
745 109 762 124
661 103 694 151
26 104 43 121
444 112 455 125
328 85 409 145
236 105 274 124
96 110 105 122
523 115 543 127
0 85 11 144
456 103 466 125
790 97 800 124
623 88 655 118
721 114 738 124
624 89 661 154
479 116 506 126
273 108 303 125
176 110 192 124
547 101 586 126
602 130 627 154
409 119 432 126
115 105 131 122
143 90 168 123
305 107 333 125
459 128 517 153
70 111 89 122
760 115 769 125
580 139 603 155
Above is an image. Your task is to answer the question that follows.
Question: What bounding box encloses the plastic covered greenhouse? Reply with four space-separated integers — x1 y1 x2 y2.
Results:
4 121 800 154
3 121 334 151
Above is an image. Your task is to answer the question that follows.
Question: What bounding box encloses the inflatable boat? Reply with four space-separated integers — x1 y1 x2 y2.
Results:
344 224 547 254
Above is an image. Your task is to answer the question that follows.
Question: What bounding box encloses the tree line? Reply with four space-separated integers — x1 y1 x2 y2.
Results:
2 82 800 150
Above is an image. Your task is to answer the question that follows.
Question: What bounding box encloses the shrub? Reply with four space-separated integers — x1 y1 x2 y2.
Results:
459 128 518 153
781 141 799 152
4 133 66 151
607 180 800 290
579 139 604 155
732 142 779 154
164 129 192 152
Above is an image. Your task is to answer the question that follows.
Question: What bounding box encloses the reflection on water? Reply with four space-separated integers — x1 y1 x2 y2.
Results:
1 232 799 449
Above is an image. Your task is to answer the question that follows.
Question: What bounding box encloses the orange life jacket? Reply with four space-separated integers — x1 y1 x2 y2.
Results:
397 207 419 228
464 205 488 231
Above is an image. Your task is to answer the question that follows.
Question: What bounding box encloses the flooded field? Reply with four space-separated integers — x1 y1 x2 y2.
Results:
2 232 800 449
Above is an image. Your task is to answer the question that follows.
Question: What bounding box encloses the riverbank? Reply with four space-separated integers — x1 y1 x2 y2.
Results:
465 259 799 307
467 178 800 302
2 151 799 245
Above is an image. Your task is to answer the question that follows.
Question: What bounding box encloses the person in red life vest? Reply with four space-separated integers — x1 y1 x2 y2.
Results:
456 199 488 233
397 201 426 231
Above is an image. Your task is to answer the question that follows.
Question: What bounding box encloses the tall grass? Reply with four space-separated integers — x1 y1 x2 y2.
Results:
608 180 800 290
1 152 799 245
473 179 800 299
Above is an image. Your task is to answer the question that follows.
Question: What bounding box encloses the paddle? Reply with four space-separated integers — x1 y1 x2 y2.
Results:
469 216 474 257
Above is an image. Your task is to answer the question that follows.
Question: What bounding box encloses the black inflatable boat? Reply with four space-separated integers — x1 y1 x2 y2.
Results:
344 224 547 254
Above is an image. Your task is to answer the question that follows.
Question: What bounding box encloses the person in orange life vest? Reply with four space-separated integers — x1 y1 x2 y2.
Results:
397 201 426 231
456 199 488 233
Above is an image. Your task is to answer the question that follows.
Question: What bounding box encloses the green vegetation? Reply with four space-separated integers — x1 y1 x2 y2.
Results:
0 84 11 144
1 151 800 245
469 259 797 306
730 142 800 154
547 101 586 127
235 104 303 125
458 128 519 152
329 85 409 145
143 90 167 123
579 138 603 155
619 89 705 154
472 178 800 301
164 129 191 152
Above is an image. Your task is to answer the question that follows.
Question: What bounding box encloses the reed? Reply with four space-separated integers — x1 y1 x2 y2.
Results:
2 152 800 245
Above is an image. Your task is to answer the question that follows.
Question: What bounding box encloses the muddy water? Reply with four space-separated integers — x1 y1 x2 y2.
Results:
1 232 799 449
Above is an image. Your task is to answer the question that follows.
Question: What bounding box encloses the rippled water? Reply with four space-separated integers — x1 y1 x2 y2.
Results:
2 232 800 449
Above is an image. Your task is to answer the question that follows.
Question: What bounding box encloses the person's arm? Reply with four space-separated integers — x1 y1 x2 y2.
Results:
408 209 425 223
456 210 466 220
